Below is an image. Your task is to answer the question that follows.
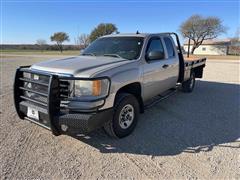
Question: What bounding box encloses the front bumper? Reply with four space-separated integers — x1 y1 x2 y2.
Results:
19 101 113 134
14 66 113 135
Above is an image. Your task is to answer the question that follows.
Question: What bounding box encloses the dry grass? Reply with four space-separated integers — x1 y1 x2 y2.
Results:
184 54 240 60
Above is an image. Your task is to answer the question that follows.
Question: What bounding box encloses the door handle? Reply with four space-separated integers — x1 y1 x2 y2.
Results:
162 64 169 69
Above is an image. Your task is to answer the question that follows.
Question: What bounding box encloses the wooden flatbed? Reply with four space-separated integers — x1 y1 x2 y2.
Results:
184 57 206 68
182 56 206 81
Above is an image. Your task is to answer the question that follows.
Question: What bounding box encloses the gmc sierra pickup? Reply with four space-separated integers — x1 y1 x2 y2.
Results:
14 32 206 138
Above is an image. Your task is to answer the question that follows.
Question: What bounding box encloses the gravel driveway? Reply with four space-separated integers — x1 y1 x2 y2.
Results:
0 56 239 179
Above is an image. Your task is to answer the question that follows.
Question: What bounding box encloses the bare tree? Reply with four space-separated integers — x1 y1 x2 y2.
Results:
75 34 90 49
231 27 240 43
180 15 227 54
36 39 47 52
229 28 240 55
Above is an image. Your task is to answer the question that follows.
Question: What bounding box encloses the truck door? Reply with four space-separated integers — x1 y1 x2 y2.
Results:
142 36 179 101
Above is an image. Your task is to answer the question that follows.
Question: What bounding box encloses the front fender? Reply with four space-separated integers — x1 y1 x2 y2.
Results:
96 62 142 110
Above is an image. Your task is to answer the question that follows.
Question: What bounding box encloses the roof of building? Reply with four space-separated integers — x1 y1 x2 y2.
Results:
183 39 231 45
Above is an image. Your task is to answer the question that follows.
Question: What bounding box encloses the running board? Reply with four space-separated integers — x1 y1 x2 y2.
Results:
144 88 177 110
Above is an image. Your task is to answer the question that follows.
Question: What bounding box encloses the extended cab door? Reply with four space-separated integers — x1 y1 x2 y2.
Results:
142 35 179 101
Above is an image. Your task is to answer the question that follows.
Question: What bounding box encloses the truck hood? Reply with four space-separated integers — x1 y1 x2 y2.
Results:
31 55 130 77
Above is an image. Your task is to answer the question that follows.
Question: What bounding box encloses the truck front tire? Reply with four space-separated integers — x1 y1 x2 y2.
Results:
104 93 139 138
182 71 195 93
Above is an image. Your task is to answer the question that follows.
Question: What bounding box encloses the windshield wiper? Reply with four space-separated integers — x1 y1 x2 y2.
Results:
82 53 96 56
103 54 124 59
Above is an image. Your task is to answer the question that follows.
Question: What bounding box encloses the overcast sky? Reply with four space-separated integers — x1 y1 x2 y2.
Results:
1 0 239 44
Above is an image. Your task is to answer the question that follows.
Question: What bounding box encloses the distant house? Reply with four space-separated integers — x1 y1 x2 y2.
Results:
183 39 231 55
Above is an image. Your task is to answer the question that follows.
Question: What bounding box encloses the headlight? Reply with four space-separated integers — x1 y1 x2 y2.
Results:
74 79 110 99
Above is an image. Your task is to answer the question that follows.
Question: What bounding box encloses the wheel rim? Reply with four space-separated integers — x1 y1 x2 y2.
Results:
119 104 135 129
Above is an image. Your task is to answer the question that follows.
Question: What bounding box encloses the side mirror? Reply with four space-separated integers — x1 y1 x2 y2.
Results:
146 51 164 61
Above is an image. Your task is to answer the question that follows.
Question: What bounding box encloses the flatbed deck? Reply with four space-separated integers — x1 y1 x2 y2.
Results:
182 56 206 81
184 57 206 67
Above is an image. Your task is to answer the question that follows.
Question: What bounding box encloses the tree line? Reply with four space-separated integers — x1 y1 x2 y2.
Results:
1 44 80 51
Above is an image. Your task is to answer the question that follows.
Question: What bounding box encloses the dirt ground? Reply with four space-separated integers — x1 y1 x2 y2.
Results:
0 56 239 179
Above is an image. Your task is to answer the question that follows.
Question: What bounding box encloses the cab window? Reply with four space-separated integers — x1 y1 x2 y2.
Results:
163 37 175 58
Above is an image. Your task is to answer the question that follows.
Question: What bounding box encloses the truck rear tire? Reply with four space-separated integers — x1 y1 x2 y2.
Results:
182 71 195 93
103 93 139 138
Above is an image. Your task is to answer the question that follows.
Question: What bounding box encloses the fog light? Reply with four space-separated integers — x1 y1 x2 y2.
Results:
61 124 68 132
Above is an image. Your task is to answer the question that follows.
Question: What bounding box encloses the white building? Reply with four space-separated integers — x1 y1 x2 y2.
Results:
183 39 231 55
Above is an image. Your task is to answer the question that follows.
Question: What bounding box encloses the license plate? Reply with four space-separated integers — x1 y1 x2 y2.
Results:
27 107 39 120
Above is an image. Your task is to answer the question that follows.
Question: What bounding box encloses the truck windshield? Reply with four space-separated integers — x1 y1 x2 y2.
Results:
82 37 144 60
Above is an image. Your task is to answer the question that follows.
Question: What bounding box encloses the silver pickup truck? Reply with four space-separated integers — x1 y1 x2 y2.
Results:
14 32 206 138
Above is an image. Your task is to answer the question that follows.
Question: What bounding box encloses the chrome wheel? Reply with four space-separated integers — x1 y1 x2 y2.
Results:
119 104 135 129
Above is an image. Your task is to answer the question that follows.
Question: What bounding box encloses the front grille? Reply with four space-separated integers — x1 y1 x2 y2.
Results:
59 80 70 98
59 80 72 111
19 70 50 107
18 69 74 111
